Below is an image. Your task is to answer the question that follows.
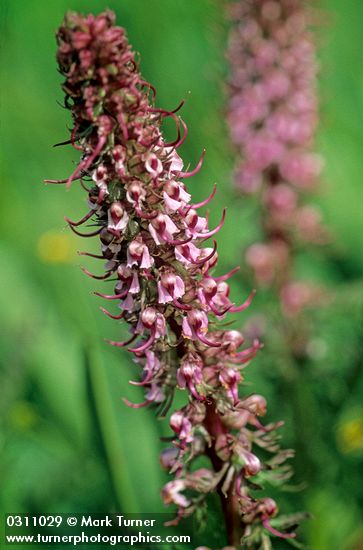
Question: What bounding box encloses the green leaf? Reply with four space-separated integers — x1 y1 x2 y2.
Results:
86 343 166 513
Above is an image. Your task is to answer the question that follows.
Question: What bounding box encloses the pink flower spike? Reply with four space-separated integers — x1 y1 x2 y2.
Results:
49 12 297 543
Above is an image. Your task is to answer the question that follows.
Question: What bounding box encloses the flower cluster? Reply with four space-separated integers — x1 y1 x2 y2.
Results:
227 0 327 317
49 11 296 546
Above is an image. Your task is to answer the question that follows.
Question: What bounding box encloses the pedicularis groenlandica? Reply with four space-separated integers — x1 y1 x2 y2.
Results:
227 0 328 322
47 11 302 547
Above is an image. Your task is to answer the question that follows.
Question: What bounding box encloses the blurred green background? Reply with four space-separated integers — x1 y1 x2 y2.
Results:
0 1 363 548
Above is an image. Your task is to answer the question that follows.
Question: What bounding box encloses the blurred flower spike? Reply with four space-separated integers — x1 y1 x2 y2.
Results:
47 10 299 546
227 0 329 317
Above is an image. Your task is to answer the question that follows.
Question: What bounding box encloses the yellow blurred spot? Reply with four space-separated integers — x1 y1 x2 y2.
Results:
37 230 74 264
337 417 363 453
9 401 38 431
